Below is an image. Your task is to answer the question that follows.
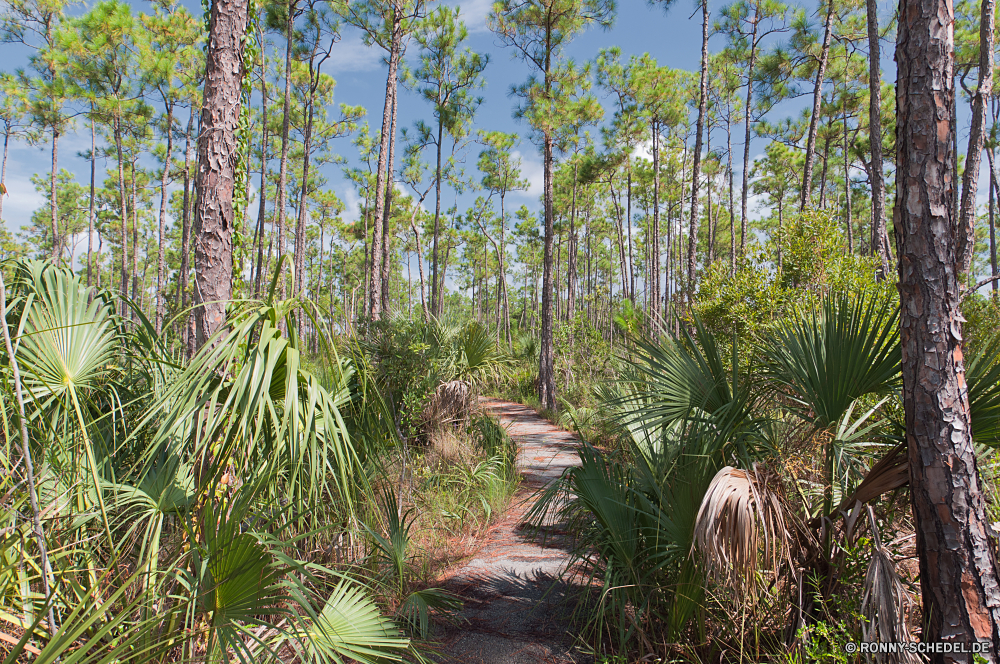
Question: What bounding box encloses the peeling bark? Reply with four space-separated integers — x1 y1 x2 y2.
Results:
895 0 1000 655
193 0 249 349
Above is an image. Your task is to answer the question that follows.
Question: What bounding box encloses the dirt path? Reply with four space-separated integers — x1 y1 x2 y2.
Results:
433 398 589 664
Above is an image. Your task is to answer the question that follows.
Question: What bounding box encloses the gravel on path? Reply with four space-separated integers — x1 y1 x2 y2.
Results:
433 398 591 664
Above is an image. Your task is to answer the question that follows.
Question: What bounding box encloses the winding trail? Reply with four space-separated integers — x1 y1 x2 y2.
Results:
434 398 588 664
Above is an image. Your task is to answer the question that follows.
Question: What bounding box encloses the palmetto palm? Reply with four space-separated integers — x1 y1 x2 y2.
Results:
0 262 417 662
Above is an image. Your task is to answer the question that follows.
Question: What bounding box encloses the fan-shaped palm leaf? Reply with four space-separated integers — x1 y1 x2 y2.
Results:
765 291 900 430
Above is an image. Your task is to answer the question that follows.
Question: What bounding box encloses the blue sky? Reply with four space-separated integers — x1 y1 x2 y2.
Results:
1 0 914 243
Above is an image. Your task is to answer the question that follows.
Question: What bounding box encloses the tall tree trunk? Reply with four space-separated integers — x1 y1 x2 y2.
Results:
407 216 428 318
49 127 59 262
87 117 96 287
990 147 998 298
652 120 661 324
253 71 269 298
295 70 318 301
801 0 835 209
381 87 398 314
728 110 736 275
626 169 634 300
740 17 760 254
567 165 577 323
130 158 140 312
431 107 444 315
689 0 710 297
500 192 511 344
193 0 248 349
843 94 854 253
179 106 196 352
115 124 129 313
957 0 996 275
818 135 831 208
275 0 296 299
867 0 892 276
156 101 175 335
369 13 403 319
896 0 1000 653
539 130 556 411
0 130 7 225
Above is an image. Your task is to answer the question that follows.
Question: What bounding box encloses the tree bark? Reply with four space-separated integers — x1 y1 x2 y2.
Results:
49 127 59 262
115 123 129 313
689 0 710 297
295 64 318 301
867 0 892 276
990 147 998 298
431 99 444 315
369 10 403 319
652 120 661 324
956 0 996 276
539 131 556 411
728 108 736 276
193 0 248 349
179 106 196 347
843 97 853 253
740 15 760 254
381 87 398 314
156 101 175 335
896 0 1000 654
275 0 297 299
801 0 835 209
87 117 96 288
253 68 269 298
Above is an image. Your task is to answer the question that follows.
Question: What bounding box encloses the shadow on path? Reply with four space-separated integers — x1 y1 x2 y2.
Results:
432 399 591 664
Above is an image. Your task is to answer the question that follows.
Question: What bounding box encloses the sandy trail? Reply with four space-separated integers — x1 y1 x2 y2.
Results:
433 398 589 664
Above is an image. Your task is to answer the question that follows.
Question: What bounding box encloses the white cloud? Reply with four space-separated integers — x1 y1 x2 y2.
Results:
324 36 385 75
509 149 543 199
455 0 493 33
1 168 45 232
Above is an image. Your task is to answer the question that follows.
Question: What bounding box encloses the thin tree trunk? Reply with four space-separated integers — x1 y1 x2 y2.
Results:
381 87 398 314
567 165 577 323
193 0 249 348
179 107 196 354
843 104 853 253
539 130 556 411
49 127 59 262
956 0 996 275
253 70 269 298
801 0 835 209
275 0 296 299
0 272 57 637
295 65 318 300
990 147 998 298
896 0 1000 652
155 101 175 334
431 105 444 315
87 117 96 287
740 17 760 254
652 120 661 324
0 130 7 225
728 110 736 275
369 14 403 319
689 0 710 296
867 0 892 276
115 124 129 312
626 169 634 300
818 135 830 208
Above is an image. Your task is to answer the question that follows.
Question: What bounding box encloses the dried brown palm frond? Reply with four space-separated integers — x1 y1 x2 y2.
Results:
861 505 920 664
693 464 791 596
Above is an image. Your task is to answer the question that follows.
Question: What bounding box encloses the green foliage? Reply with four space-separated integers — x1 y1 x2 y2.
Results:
0 260 419 662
